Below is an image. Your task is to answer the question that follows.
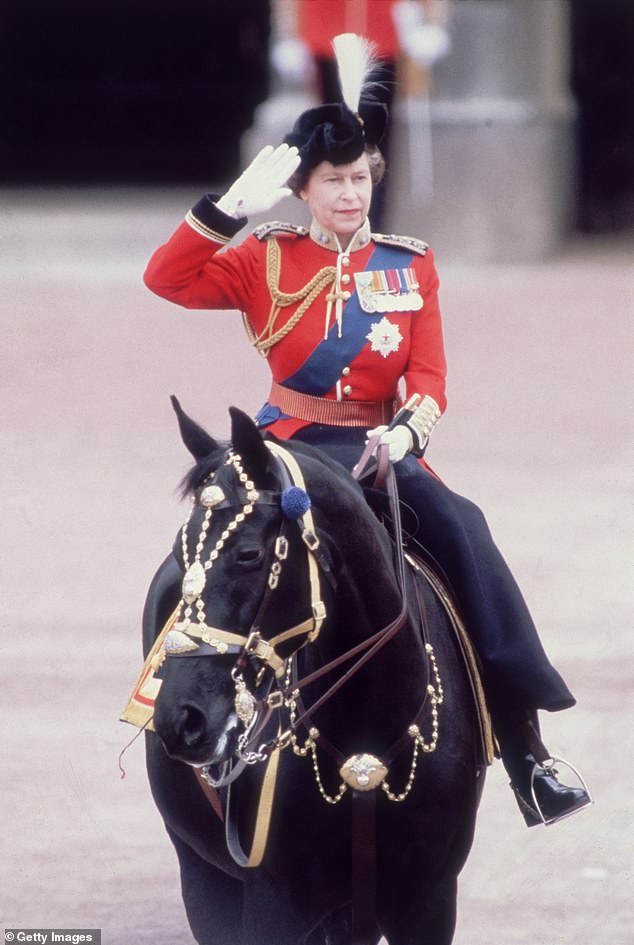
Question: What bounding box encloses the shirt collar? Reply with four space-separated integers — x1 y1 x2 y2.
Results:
309 218 372 253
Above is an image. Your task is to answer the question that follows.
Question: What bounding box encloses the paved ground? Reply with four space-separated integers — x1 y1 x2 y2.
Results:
1 187 632 944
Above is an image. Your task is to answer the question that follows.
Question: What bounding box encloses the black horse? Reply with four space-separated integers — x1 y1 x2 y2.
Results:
143 403 487 945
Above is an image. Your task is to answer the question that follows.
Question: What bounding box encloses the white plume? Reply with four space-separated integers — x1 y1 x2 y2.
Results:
332 33 379 113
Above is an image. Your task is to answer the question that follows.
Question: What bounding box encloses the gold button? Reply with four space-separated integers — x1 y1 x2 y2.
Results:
343 385 352 396
342 290 351 300
342 366 351 376
341 273 351 285
342 256 350 266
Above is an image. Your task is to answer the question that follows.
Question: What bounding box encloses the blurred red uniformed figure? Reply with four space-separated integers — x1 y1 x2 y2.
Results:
272 0 452 226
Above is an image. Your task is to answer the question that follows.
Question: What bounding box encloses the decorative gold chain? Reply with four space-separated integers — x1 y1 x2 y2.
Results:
280 663 345 804
381 643 444 802
246 238 336 357
308 739 347 805
180 453 258 627
284 642 444 805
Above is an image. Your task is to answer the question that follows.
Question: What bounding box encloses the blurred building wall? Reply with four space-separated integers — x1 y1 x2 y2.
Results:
0 0 631 253
387 0 576 260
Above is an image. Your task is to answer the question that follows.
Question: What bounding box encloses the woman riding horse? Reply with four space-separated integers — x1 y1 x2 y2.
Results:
144 33 590 828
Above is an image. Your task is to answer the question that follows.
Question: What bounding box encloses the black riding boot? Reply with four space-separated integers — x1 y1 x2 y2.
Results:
498 712 592 827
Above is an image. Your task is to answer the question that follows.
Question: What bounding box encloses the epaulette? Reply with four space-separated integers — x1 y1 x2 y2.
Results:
372 232 429 256
253 221 309 241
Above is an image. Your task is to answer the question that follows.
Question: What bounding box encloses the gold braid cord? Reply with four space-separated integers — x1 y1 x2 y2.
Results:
243 238 336 357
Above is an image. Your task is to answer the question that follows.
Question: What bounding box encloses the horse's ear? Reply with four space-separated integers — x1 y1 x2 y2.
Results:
171 395 219 459
229 407 272 485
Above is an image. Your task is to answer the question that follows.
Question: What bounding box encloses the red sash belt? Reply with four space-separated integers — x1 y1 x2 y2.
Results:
268 381 394 428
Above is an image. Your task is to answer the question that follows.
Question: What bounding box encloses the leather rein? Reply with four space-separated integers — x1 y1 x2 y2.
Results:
236 438 419 764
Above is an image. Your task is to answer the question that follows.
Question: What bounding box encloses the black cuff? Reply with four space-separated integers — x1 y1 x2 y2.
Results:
187 194 247 242
404 419 428 457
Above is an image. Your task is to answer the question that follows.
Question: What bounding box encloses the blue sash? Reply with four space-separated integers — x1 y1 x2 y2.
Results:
281 243 415 396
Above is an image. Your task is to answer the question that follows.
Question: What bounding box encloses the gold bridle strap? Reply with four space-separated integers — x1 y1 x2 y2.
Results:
265 440 326 643
225 722 283 868
174 620 317 678
203 435 330 868
195 722 284 869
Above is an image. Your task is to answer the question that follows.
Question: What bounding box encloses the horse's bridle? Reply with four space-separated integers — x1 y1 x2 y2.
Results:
160 439 438 786
158 442 335 759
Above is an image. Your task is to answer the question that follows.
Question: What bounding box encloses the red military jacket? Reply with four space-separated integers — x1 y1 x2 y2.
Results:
144 194 447 442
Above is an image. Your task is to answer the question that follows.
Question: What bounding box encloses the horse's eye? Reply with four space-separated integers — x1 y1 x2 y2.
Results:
235 546 265 569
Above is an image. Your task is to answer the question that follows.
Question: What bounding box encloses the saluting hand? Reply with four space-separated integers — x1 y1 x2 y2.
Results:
216 144 301 219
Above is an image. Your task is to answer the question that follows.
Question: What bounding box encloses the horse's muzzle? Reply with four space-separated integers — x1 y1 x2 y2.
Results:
154 700 239 767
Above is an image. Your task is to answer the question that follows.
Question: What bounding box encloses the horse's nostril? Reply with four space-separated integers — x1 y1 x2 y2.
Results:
181 703 207 747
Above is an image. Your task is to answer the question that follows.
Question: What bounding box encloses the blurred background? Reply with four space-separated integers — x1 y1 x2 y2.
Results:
1 0 633 254
1 1 632 943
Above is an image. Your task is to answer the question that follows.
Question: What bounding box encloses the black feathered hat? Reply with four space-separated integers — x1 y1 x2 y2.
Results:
283 34 388 177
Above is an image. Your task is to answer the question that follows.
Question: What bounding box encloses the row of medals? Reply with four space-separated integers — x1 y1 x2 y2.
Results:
353 272 423 314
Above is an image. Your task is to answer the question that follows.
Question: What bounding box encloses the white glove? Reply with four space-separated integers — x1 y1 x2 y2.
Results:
271 38 312 85
392 2 451 68
403 23 451 69
405 24 451 67
366 424 414 464
216 144 301 219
